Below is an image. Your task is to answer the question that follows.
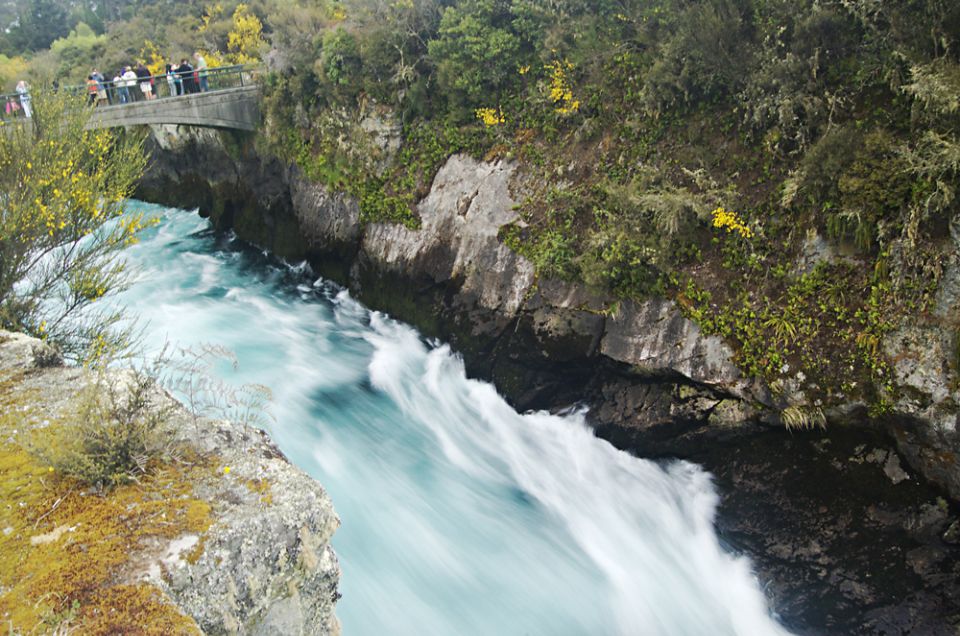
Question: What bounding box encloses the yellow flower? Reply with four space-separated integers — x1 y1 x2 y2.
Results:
545 59 579 115
475 107 505 127
223 466 231 475
711 207 754 239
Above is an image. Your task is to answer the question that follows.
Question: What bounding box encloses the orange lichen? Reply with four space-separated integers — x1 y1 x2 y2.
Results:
80 584 202 635
244 477 273 506
0 382 215 634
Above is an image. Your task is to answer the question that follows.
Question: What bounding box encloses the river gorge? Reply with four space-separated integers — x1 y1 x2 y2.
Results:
122 121 960 634
114 201 790 635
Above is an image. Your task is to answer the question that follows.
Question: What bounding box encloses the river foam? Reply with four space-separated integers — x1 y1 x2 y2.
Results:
114 202 791 635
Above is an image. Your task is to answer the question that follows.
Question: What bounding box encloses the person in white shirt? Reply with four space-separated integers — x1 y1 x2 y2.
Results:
122 67 138 102
194 52 209 92
113 72 126 103
15 80 31 118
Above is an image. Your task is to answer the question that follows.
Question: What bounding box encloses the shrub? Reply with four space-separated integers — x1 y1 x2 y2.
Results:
427 0 531 116
640 0 752 116
30 368 178 492
0 90 148 362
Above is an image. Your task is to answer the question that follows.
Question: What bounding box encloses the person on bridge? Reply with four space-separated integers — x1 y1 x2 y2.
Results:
165 62 178 96
113 71 125 104
194 52 209 92
178 60 197 94
15 80 31 118
92 69 108 106
120 67 137 103
86 75 98 105
135 62 154 100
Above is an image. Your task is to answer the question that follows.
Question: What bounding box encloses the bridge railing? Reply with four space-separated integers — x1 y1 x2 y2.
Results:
0 64 260 118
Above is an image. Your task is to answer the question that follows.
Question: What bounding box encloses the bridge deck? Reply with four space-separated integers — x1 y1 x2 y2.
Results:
86 85 259 131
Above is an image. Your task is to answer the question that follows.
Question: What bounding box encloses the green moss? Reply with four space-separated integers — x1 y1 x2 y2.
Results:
0 370 214 634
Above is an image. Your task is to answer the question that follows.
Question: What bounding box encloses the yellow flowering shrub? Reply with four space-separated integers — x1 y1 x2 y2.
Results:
711 207 754 239
226 3 266 65
475 107 505 127
545 59 579 114
0 91 148 361
140 40 167 77
199 2 224 33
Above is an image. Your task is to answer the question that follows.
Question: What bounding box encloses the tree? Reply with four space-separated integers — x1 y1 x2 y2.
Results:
5 0 70 53
0 91 148 362
427 0 529 112
226 3 265 64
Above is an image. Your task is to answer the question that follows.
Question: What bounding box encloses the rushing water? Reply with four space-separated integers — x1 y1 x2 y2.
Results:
112 202 790 635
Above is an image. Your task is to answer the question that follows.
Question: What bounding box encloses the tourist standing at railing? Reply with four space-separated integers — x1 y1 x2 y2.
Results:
86 75 98 105
194 52 209 92
165 62 178 97
178 59 197 94
113 71 124 104
135 62 154 100
92 69 108 106
15 80 31 118
121 66 137 103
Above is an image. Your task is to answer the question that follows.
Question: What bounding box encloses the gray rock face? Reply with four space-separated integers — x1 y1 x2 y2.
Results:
934 217 960 323
600 298 745 394
162 416 341 636
361 155 536 315
359 112 402 168
289 168 361 248
137 127 960 502
0 331 341 635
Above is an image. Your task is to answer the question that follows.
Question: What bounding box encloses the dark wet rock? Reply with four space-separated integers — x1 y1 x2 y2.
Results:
667 426 960 636
138 126 960 635
943 520 960 545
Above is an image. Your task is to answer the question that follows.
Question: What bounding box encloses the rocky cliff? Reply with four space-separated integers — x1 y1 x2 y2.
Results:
0 330 341 634
137 124 960 634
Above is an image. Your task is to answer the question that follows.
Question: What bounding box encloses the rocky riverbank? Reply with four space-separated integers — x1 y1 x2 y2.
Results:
0 330 341 634
137 123 960 634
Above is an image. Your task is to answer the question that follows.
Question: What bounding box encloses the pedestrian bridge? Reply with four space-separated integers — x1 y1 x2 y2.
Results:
86 85 259 131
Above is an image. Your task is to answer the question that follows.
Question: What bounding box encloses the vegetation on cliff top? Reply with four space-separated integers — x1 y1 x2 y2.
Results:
6 0 959 419
0 90 148 361
259 0 959 419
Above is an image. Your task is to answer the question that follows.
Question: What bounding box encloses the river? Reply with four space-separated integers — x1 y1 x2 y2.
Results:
113 201 790 635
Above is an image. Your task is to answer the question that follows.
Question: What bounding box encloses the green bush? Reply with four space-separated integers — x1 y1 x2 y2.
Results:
30 370 177 492
640 0 752 116
428 0 533 116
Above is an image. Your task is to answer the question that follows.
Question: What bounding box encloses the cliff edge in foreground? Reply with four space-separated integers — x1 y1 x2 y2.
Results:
0 330 340 635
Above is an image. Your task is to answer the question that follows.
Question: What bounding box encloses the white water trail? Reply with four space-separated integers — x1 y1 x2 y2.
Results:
111 203 791 635
362 312 789 636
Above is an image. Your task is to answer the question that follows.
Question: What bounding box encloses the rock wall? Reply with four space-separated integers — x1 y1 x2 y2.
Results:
134 124 960 635
138 125 958 498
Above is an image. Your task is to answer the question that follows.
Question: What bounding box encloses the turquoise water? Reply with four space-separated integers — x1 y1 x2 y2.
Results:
114 202 790 635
